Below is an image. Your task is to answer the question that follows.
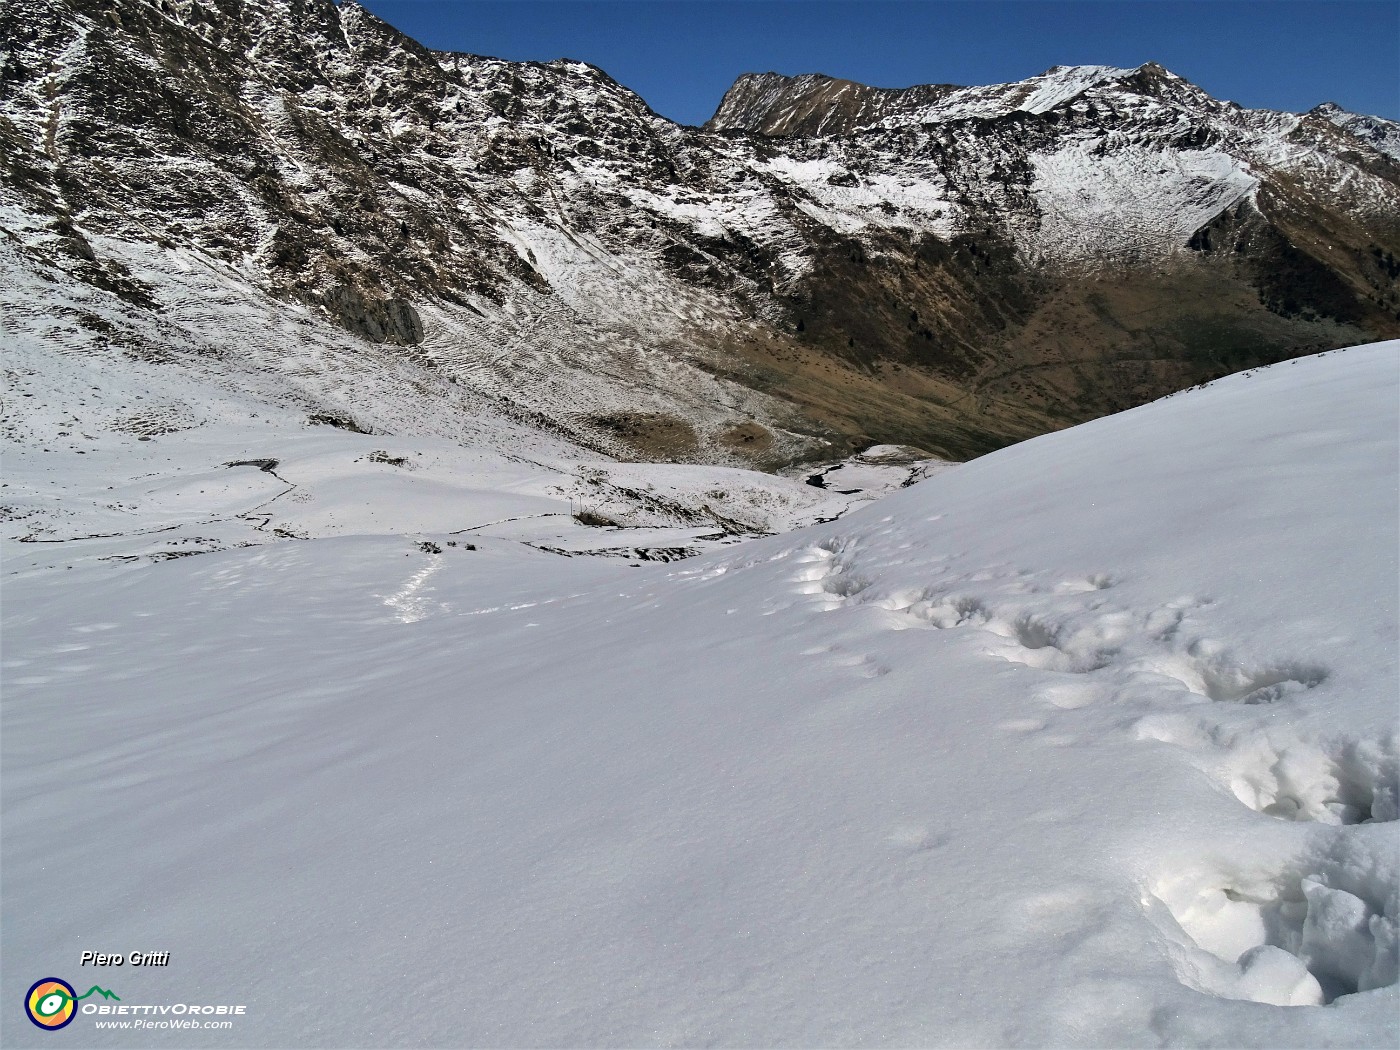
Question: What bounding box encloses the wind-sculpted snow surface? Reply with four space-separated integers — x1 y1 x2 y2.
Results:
2 345 1397 1047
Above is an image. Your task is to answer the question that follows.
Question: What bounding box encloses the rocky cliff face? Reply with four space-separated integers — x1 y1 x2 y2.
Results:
3 0 1397 464
705 72 963 138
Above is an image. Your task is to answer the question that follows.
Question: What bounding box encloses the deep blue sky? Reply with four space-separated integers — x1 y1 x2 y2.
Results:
356 1 1399 125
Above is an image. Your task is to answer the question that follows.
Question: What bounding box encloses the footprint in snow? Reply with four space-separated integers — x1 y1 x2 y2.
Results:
1151 845 1399 1006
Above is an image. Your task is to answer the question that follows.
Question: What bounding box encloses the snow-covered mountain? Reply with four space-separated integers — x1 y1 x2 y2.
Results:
3 0 1398 467
1312 102 1400 162
3 343 1395 1047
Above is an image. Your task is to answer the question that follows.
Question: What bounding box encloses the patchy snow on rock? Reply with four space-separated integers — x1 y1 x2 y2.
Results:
5 0 1396 473
1026 141 1257 262
3 343 1395 1047
1313 103 1400 163
1016 64 1138 114
870 64 1139 126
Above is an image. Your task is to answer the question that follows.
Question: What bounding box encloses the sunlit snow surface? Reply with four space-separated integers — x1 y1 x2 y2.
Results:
3 345 1397 1047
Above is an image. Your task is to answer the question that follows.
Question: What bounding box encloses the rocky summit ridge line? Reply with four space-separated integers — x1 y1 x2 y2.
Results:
3 0 1398 465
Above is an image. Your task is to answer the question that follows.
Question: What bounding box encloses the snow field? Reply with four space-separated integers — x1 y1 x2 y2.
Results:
3 343 1395 1046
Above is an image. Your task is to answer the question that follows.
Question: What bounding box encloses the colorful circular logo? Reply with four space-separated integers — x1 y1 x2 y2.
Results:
25 978 77 1031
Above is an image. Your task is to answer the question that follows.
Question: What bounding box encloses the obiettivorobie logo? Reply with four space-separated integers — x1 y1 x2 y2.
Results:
24 979 119 1031
24 977 247 1032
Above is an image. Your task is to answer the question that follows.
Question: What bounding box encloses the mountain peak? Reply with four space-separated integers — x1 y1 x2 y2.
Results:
1308 102 1400 161
705 63 1202 137
704 71 959 137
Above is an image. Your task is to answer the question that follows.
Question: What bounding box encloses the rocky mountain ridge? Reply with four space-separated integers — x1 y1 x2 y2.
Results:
3 0 1398 466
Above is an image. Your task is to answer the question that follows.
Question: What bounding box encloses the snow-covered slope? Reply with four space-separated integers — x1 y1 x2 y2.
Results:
4 344 1395 1047
1 260 938 575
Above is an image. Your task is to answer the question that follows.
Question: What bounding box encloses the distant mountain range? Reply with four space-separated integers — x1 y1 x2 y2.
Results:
4 0 1397 463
